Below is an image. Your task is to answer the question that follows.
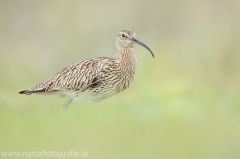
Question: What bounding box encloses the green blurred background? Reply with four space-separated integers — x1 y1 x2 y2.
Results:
0 0 240 158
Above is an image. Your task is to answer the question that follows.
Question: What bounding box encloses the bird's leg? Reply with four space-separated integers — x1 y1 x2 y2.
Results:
62 98 74 111
94 100 104 107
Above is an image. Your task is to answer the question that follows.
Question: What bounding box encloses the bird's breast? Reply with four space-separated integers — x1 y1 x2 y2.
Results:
114 60 137 93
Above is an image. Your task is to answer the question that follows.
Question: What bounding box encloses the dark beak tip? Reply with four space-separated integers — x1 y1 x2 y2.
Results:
131 37 154 58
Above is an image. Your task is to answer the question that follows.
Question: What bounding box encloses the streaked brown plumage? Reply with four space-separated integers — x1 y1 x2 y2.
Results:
19 29 154 109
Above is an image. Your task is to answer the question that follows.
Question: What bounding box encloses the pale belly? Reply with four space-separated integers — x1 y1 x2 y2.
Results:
54 73 135 102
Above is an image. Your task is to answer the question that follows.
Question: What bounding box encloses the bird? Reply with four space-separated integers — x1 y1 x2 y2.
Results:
19 29 154 110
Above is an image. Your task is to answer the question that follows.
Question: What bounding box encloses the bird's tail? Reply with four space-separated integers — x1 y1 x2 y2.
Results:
19 89 46 95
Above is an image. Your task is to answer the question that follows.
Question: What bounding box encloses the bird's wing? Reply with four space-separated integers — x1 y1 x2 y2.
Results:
27 57 113 93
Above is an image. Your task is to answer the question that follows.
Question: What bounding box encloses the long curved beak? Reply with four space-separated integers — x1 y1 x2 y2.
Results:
131 37 154 58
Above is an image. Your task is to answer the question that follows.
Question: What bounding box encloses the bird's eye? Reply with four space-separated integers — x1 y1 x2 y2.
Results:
122 34 126 38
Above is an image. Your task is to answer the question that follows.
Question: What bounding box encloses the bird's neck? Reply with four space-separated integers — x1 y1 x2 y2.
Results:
115 42 137 89
116 43 136 62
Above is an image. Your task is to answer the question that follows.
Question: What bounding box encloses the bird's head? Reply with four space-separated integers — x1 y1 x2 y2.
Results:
117 29 154 58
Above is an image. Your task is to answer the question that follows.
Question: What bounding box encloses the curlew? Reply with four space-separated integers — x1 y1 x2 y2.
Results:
19 29 154 110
